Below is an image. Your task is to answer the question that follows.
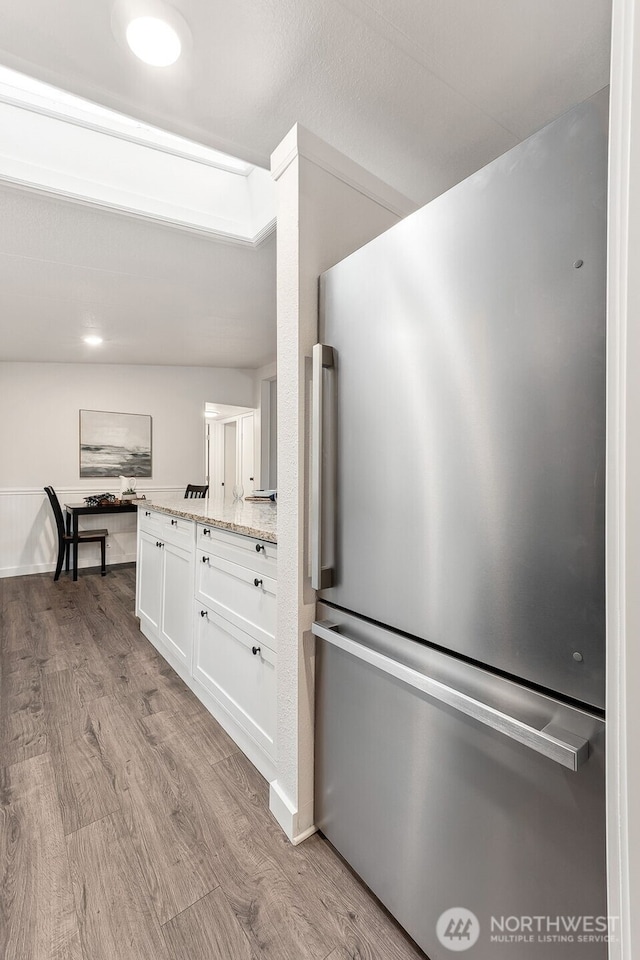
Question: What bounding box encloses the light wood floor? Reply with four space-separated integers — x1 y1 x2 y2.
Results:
0 566 426 960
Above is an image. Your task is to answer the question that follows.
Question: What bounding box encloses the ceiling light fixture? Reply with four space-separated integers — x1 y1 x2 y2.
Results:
126 16 181 66
205 410 221 418
84 335 103 346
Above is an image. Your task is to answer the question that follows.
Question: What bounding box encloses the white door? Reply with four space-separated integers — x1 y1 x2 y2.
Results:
207 421 224 494
240 413 255 495
137 530 163 630
224 421 237 494
160 541 194 667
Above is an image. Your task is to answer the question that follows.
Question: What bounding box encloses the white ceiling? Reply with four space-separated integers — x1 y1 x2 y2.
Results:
0 0 611 368
0 183 276 367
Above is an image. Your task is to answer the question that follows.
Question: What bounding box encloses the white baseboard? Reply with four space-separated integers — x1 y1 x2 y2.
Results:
269 779 317 844
0 552 138 579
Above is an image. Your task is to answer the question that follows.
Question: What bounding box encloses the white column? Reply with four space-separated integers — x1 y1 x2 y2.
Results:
607 0 640 955
269 124 415 841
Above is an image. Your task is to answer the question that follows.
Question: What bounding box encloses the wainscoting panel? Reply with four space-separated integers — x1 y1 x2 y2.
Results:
0 488 182 578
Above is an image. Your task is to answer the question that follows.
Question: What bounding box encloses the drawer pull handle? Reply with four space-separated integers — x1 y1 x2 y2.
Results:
203 528 210 536
252 646 261 656
255 543 265 553
171 519 178 526
201 555 210 564
254 578 263 588
145 511 151 517
156 541 160 547
200 609 208 618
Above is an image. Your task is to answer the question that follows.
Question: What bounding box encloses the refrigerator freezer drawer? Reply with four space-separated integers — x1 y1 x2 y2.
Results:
314 607 607 960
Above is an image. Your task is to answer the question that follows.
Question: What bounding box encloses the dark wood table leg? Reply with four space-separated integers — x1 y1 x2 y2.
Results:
72 512 79 581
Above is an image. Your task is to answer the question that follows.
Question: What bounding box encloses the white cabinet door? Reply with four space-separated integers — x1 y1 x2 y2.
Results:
137 529 163 631
193 603 276 759
161 541 194 667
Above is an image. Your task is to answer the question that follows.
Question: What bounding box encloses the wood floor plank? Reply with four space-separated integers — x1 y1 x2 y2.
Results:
162 887 257 960
324 949 358 960
67 811 170 960
46 712 120 837
0 753 82 960
88 695 220 924
185 709 240 765
41 669 86 735
300 835 427 960
70 588 138 663
20 573 58 615
137 702 238 764
83 569 142 635
38 585 118 700
0 651 47 766
223 859 333 960
2 598 36 655
31 609 73 675
114 652 203 719
148 724 268 889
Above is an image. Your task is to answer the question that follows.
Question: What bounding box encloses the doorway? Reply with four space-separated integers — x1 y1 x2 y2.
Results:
204 402 256 496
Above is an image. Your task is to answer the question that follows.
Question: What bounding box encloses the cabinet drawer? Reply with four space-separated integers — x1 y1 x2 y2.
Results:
197 524 277 578
158 512 195 550
138 507 162 536
193 603 276 759
196 550 276 649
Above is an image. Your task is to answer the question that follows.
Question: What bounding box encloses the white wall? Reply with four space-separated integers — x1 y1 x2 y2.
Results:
269 125 415 841
606 1 640 955
0 361 256 577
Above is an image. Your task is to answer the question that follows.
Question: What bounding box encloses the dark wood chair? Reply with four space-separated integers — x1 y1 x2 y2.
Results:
184 484 209 499
44 486 108 581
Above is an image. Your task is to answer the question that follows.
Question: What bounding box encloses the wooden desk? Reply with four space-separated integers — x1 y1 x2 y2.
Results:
64 501 138 581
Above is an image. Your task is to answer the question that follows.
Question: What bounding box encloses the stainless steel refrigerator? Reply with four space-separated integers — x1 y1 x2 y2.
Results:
312 89 608 960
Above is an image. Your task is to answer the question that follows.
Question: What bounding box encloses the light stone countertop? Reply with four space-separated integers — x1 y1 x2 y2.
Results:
136 494 277 543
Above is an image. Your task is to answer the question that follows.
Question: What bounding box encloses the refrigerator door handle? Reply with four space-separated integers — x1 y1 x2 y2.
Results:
312 620 590 771
311 343 335 590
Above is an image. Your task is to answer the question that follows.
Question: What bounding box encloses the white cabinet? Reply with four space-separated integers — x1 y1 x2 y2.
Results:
193 524 278 765
136 510 195 671
135 508 277 780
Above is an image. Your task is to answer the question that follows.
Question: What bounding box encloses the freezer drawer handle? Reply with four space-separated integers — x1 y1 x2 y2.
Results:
312 620 590 772
311 343 335 590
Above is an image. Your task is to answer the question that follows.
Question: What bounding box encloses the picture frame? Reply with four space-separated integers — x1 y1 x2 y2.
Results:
79 409 152 478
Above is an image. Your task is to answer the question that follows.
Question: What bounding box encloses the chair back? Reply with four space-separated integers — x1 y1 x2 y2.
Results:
185 484 209 499
44 486 66 541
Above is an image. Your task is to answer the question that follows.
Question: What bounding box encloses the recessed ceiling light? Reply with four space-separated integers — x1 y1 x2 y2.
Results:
84 335 103 346
126 16 181 66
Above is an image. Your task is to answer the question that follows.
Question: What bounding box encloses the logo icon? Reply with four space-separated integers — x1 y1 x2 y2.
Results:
436 908 480 952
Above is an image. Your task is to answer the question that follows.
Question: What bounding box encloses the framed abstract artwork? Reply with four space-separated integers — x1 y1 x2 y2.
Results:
79 409 152 478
